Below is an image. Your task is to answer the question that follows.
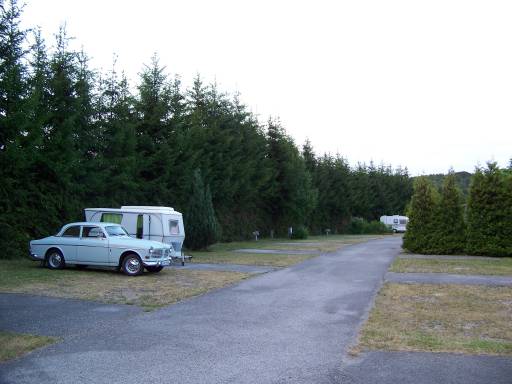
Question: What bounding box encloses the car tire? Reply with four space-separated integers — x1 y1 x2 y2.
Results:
122 254 143 276
145 266 163 273
47 250 65 270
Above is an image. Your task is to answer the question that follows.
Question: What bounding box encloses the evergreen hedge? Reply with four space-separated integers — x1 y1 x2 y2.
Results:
466 164 512 256
404 164 512 257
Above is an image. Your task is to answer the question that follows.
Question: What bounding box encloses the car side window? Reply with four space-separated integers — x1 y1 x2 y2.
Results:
62 226 80 237
82 226 103 238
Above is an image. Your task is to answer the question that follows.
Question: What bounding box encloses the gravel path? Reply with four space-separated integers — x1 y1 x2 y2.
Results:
386 272 512 286
339 351 512 384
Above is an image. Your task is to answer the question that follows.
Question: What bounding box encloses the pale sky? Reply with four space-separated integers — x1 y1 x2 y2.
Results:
20 0 512 175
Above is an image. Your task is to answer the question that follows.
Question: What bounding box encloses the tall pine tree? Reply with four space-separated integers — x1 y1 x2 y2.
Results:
403 177 438 253
430 172 466 254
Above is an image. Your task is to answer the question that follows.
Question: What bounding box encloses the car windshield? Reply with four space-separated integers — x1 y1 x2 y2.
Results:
105 226 130 237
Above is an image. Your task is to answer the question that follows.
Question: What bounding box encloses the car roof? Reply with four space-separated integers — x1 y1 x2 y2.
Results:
63 222 121 228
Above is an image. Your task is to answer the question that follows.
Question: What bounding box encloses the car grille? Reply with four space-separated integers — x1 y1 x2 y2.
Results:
152 248 170 258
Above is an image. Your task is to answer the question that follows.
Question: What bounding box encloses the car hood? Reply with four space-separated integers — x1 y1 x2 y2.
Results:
108 237 171 250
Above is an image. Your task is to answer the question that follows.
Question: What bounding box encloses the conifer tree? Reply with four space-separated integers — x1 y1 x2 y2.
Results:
184 169 220 250
403 177 438 253
466 163 512 256
430 172 466 254
0 0 29 257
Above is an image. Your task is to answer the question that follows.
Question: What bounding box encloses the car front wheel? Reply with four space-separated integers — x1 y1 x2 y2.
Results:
122 254 143 276
47 250 65 270
145 266 163 273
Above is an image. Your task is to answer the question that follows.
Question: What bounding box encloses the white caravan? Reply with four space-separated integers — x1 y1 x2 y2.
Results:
84 206 185 262
380 215 409 233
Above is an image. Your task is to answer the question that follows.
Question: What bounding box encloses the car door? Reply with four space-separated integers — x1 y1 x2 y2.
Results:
58 225 80 262
77 225 109 265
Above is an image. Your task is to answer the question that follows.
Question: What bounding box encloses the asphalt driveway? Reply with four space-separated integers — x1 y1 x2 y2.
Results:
1 237 510 384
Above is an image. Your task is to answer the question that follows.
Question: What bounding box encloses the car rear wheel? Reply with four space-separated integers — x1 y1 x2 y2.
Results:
145 266 163 273
122 254 143 276
47 250 65 270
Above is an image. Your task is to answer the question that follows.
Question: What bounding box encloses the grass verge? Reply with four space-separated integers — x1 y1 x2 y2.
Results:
355 283 512 355
189 251 315 267
0 331 57 362
391 257 512 276
0 259 249 310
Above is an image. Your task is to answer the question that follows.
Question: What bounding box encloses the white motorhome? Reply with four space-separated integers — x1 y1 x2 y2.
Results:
85 206 185 261
380 215 409 233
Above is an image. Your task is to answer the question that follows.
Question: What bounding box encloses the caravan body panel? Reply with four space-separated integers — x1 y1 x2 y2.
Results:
380 215 408 233
84 206 185 254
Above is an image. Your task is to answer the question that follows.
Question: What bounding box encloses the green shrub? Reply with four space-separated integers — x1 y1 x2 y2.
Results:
291 226 309 239
346 217 391 234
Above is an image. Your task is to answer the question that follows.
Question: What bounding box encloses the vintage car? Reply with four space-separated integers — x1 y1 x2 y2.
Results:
29 222 173 276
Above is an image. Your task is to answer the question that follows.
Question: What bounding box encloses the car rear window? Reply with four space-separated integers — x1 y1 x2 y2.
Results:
62 226 80 237
82 226 103 238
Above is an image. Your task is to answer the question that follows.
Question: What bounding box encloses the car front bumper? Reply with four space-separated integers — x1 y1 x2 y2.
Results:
29 251 44 261
142 258 171 267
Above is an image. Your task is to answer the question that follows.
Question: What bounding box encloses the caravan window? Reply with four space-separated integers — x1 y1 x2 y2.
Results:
393 219 398 224
136 215 143 239
399 219 407 225
101 213 122 224
169 220 180 235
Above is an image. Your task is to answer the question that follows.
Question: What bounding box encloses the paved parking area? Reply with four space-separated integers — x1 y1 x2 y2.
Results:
1 237 510 384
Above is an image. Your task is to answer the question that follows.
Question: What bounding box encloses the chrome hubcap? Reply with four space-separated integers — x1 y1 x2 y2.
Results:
50 253 61 267
126 258 140 274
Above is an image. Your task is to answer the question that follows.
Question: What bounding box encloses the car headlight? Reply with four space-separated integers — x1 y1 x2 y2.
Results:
149 247 154 254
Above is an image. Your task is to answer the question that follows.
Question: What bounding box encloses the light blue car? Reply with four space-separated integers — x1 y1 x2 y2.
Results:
29 222 173 276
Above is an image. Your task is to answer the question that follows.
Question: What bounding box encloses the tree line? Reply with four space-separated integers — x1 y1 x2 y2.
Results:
404 163 512 257
0 0 412 255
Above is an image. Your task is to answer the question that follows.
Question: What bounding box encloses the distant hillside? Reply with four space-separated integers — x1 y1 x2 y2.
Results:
420 171 473 197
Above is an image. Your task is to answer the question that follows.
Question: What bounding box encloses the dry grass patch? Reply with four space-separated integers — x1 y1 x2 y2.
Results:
0 331 57 362
0 259 248 310
391 257 512 276
356 283 512 356
189 251 314 267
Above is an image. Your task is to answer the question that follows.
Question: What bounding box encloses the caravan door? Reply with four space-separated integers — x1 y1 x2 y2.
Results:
132 214 150 240
140 214 162 241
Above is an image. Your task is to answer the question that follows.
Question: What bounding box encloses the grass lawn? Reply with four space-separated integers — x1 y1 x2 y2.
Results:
355 283 512 356
189 234 384 266
391 257 512 276
189 251 315 267
0 331 57 362
0 259 249 310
